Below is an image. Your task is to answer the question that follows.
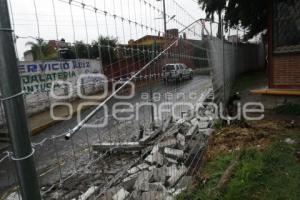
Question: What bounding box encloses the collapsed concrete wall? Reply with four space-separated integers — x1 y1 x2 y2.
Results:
36 88 214 200
81 89 215 200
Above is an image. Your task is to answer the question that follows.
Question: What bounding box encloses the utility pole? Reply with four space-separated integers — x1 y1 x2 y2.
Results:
157 0 167 36
0 1 41 200
162 0 167 36
150 39 157 130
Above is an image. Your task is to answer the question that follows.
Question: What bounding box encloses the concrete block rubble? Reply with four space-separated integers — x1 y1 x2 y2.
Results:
40 88 214 200
92 89 215 200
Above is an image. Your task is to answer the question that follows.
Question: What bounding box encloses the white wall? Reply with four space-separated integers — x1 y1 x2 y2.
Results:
208 38 265 103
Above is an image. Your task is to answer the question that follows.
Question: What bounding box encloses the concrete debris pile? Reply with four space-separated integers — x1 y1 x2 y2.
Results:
98 115 213 200
10 89 214 200
51 88 214 200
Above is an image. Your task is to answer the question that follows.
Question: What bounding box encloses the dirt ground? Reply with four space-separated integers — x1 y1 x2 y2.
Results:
205 119 299 161
206 70 300 161
178 71 300 200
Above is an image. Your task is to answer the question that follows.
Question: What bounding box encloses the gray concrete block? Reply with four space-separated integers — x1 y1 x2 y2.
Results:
145 152 164 166
158 138 177 150
141 191 164 200
149 182 167 191
164 157 178 165
127 167 139 175
186 125 198 139
149 167 167 183
164 148 184 161
137 163 150 171
93 142 143 153
112 188 129 200
167 165 187 187
122 173 139 191
176 133 185 149
134 171 151 192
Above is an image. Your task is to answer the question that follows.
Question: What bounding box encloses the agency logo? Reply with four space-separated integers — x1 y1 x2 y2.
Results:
50 74 265 128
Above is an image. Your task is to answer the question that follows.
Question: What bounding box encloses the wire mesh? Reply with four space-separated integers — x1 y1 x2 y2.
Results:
0 0 264 199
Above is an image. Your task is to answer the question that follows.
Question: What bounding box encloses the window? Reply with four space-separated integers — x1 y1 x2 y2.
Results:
273 0 300 53
163 65 175 71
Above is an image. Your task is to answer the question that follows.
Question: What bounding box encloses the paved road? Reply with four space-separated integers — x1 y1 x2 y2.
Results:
0 75 212 195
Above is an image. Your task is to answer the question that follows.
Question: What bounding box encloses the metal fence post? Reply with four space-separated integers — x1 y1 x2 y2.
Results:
221 19 226 104
0 0 41 199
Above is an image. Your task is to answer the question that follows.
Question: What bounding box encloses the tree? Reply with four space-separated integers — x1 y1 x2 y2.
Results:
198 0 226 38
224 0 267 40
72 41 90 59
198 0 267 39
90 36 118 65
25 36 120 65
25 39 58 60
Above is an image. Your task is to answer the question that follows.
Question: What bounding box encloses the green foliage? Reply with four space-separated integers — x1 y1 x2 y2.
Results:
25 36 119 63
179 133 300 200
71 37 118 64
213 119 226 130
177 152 235 200
198 0 226 22
198 0 268 39
24 36 164 67
223 149 264 200
225 0 267 39
225 140 300 200
25 39 58 60
72 41 89 59
89 36 118 65
198 0 226 38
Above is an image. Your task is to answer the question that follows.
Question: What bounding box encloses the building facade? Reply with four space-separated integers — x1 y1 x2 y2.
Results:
268 0 300 89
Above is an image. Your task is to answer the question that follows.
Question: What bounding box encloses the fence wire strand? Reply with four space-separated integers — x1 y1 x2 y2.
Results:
0 0 265 199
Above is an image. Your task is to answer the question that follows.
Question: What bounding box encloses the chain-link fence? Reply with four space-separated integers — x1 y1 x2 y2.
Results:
0 0 215 199
0 0 265 199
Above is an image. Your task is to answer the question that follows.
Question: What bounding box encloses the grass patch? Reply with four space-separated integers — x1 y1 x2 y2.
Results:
212 119 226 130
178 152 236 200
178 130 300 200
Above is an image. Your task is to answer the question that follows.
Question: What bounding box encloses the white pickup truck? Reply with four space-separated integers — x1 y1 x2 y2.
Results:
162 63 193 83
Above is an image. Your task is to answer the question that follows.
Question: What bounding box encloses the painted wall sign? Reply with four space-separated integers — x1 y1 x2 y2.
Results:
18 59 102 93
0 59 103 126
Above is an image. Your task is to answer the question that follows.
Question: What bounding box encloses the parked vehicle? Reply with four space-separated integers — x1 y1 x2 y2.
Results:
162 63 193 83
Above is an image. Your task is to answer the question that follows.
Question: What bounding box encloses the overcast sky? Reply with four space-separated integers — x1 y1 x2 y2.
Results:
8 0 217 59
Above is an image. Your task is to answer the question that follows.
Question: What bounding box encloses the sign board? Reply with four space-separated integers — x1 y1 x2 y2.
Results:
18 59 103 93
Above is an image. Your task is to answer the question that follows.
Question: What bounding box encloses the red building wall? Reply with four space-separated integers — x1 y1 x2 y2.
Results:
272 55 300 88
268 0 300 89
